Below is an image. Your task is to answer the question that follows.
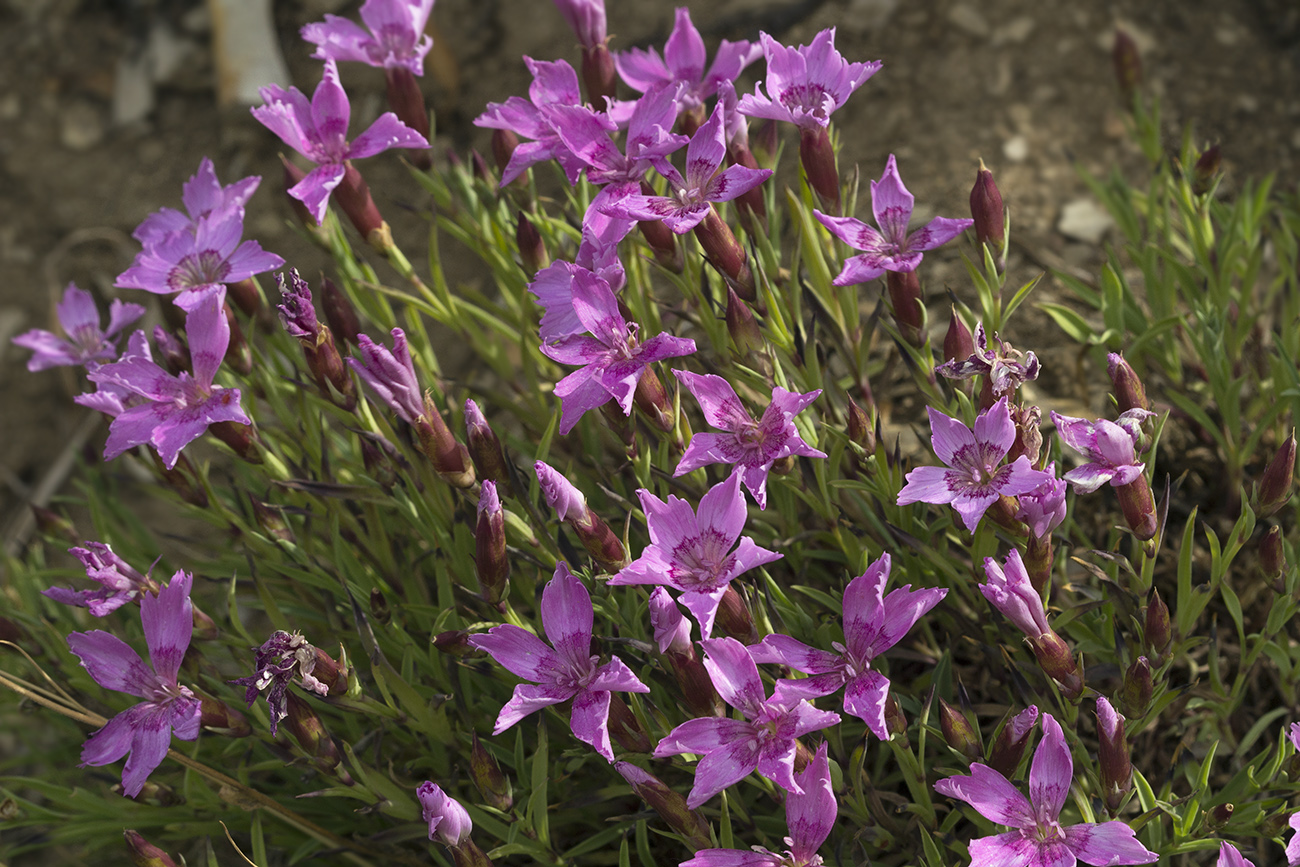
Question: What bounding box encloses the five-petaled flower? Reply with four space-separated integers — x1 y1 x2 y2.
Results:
654 636 840 808
87 289 250 470
12 283 145 372
1050 409 1155 494
251 59 428 224
737 28 880 129
813 154 972 286
682 742 837 867
610 471 782 639
66 570 202 797
937 323 1041 397
301 0 435 76
615 8 761 113
674 370 825 510
468 562 649 762
934 713 1158 867
475 57 588 186
751 553 946 739
130 157 262 248
43 542 158 616
896 397 1051 533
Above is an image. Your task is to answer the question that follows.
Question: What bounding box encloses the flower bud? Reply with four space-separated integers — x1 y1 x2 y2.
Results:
751 118 779 168
885 269 925 347
150 451 207 507
883 693 909 745
221 300 252 375
615 762 712 851
1107 352 1150 414
633 367 676 433
283 692 342 774
1145 588 1172 660
226 277 264 320
694 206 753 298
1191 144 1221 197
471 149 496 187
493 129 520 179
607 693 653 754
415 394 476 488
1204 802 1233 832
728 142 768 229
987 706 1038 778
1113 28 1143 105
360 432 401 492
433 629 483 658
846 392 876 455
1028 630 1083 699
124 829 180 867
465 400 510 491
638 210 683 273
470 733 513 811
1121 656 1154 718
1258 810 1292 837
199 694 252 737
944 308 974 364
384 67 430 170
580 43 617 107
335 162 390 252
725 286 765 363
251 496 294 543
969 160 1005 250
475 481 510 606
30 505 77 545
1261 525 1287 590
715 584 757 644
799 125 840 214
535 461 627 570
1117 475 1158 541
1095 696 1132 815
210 420 261 464
417 781 473 847
321 278 361 348
153 325 190 375
938 697 982 761
370 587 391 625
516 211 548 277
1257 430 1296 518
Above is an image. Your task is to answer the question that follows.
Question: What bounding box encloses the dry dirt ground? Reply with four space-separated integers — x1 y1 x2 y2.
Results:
1 0 1298 546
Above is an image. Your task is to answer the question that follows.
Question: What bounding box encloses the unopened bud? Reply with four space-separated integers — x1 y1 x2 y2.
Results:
987 706 1038 777
1113 29 1143 105
119 780 180 805
1192 144 1222 197
370 587 391 625
416 394 476 488
716 585 757 644
885 269 925 347
1095 696 1132 815
694 206 752 297
470 733 513 811
1258 430 1296 518
335 162 389 251
199 695 252 737
580 42 617 107
251 496 294 543
493 129 520 179
516 211 548 277
638 210 683 273
150 451 208 507
938 698 982 761
1028 630 1083 698
124 829 180 867
321 278 361 348
883 694 909 745
751 118 779 168
725 286 765 362
607 693 653 754
616 762 712 851
970 160 1005 249
465 400 510 490
1117 475 1157 541
471 150 496 187
210 420 261 464
799 126 840 214
153 325 190 375
1204 802 1233 832
1145 588 1172 660
1261 525 1287 590
944 308 974 364
433 630 482 658
283 692 342 773
30 505 77 544
633 367 675 432
846 393 876 454
475 481 510 606
1120 656 1154 718
1258 810 1291 837
360 432 401 491
227 277 264 320
1107 352 1150 414
383 67 430 170
222 301 252 375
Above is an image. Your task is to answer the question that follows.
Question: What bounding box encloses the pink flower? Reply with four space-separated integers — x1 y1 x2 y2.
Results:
468 562 649 762
673 370 825 510
131 157 261 248
416 781 473 847
737 29 879 129
1218 842 1255 867
813 155 972 285
610 472 782 639
1051 409 1154 494
42 542 157 616
935 713 1157 867
301 0 436 76
896 397 1050 533
475 57 588 186
615 8 761 111
1287 811 1300 866
655 637 839 808
66 570 202 797
12 283 144 372
979 549 1049 638
552 0 605 50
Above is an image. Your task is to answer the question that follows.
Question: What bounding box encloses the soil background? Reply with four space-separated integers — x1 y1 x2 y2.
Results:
1 0 1299 544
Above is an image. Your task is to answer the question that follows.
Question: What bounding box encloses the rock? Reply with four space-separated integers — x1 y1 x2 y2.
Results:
209 0 291 106
1003 135 1029 162
1057 198 1114 244
60 100 105 151
948 4 990 38
844 0 900 32
1000 16 1036 44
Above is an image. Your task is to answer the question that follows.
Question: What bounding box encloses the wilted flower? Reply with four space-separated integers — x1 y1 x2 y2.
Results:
43 542 157 616
1051 409 1155 494
12 284 145 372
980 549 1081 697
349 328 425 423
229 630 340 736
937 323 1040 397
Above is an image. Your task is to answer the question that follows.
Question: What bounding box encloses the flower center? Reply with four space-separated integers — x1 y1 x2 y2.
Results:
779 83 831 120
670 529 731 591
169 250 229 292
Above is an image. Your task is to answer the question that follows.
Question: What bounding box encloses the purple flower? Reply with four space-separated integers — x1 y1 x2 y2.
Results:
538 268 695 435
553 0 605 50
301 0 435 76
251 59 428 225
417 781 473 847
935 713 1158 867
896 397 1051 533
66 570 202 797
1288 811 1300 866
87 289 250 470
751 553 946 739
468 562 649 762
229 631 332 736
980 549 1050 639
349 328 425 423
131 157 261 248
674 371 826 510
737 29 880 129
600 101 771 234
1016 461 1068 542
1218 843 1255 867
813 155 972 285
12 283 145 372
655 637 840 808
534 460 590 522
1291 721 1300 752
475 57 588 186
648 587 692 654
615 8 761 112
42 542 156 616
937 323 1041 397
683 742 836 867
610 472 782 639
1051 409 1155 494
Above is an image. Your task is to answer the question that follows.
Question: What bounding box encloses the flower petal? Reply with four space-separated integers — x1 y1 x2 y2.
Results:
569 688 614 761
494 682 573 734
687 735 760 808
1063 821 1158 865
541 563 595 672
843 668 890 739
934 763 1034 828
66 631 154 698
701 637 768 717
787 742 836 860
1029 713 1072 822
142 570 193 681
468 624 562 682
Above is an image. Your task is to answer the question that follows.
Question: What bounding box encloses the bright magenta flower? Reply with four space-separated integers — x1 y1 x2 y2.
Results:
615 8 761 111
416 781 473 847
1050 409 1155 494
737 28 879 129
1217 842 1255 867
301 0 435 76
43 542 156 616
12 283 144 372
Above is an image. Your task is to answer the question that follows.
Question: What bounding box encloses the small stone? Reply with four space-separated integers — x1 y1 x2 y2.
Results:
1057 198 1114 244
1001 16 1036 44
1003 135 1029 162
844 0 899 32
948 4 990 37
0 93 18 120
60 100 106 151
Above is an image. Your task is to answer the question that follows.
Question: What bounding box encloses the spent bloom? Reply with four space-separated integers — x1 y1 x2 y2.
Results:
610 471 783 639
937 323 1041 397
682 742 837 867
229 631 336 736
87 289 250 470
751 553 946 739
12 283 145 372
897 397 1051 533
349 327 426 423
251 59 428 224
615 8 761 111
66 570 202 797
538 268 695 435
416 781 473 847
655 637 840 808
42 542 157 616
130 156 261 248
934 713 1158 867
737 28 880 129
301 0 435 76
814 155 973 285
601 101 772 233
468 562 649 761
674 370 826 509
1051 409 1155 494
